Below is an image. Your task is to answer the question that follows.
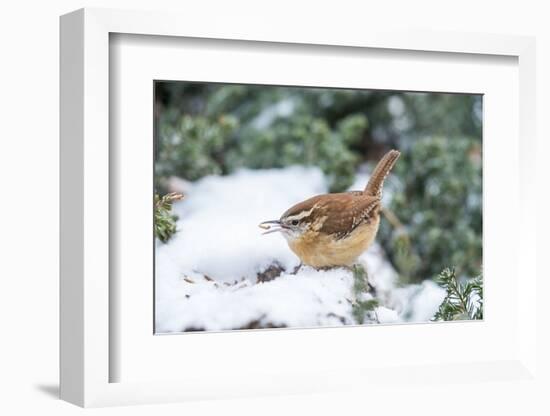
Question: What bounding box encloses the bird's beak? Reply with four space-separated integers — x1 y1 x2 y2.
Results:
259 220 284 235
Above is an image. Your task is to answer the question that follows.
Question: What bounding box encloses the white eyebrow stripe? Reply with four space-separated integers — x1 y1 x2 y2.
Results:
285 207 315 221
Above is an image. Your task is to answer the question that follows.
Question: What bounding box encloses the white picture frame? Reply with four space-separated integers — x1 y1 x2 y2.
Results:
60 7 537 407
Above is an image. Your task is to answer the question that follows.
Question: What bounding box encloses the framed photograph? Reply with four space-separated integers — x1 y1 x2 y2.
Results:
60 8 537 407
152 81 483 334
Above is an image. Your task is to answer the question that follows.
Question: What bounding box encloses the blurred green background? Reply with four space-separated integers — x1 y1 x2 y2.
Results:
154 82 482 283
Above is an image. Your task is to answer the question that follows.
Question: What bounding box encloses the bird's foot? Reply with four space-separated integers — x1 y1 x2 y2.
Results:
289 263 303 275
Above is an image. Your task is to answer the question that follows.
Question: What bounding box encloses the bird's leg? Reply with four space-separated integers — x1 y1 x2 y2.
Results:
290 263 303 275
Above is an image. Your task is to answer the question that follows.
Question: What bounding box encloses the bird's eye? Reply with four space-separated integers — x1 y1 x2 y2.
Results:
291 220 299 226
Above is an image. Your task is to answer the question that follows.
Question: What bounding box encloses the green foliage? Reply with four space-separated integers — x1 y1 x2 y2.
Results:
226 114 366 191
351 264 379 324
155 114 238 185
154 193 183 243
432 268 483 321
155 85 368 192
155 85 481 195
155 82 483 280
378 136 482 282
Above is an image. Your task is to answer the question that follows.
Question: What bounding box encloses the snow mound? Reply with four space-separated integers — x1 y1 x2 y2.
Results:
156 265 356 333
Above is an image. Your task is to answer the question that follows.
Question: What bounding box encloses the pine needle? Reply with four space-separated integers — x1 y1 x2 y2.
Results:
432 268 483 321
154 192 183 243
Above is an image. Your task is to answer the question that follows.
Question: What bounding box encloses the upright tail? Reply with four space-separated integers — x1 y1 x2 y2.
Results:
364 149 400 197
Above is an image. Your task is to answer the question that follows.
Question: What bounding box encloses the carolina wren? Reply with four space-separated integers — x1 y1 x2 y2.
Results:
260 150 400 268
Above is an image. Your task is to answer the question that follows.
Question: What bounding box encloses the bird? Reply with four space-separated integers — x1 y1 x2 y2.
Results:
259 149 400 269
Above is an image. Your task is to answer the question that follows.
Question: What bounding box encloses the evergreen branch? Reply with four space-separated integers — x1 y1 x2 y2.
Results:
155 192 184 243
432 268 483 321
351 264 379 324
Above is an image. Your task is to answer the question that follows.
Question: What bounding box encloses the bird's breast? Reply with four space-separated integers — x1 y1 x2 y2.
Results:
288 215 380 268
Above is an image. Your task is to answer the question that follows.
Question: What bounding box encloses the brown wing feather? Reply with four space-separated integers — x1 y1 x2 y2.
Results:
316 193 380 239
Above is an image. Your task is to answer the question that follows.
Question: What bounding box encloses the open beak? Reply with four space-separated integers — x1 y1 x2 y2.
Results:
259 220 285 235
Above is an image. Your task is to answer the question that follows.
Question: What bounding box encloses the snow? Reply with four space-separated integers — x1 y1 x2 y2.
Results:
390 280 446 322
155 265 355 333
155 166 446 333
375 306 400 324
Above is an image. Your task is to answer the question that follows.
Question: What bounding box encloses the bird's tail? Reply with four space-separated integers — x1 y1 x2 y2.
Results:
364 149 401 197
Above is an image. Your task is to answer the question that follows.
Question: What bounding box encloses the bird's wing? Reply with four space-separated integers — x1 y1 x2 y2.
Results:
318 194 380 239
